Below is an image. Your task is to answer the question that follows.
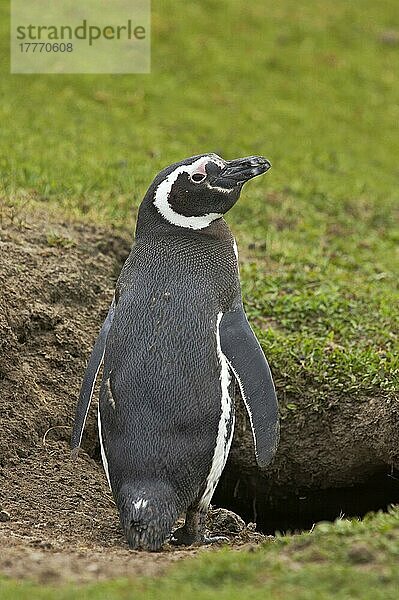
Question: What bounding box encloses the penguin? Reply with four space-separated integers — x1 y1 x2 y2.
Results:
71 153 279 550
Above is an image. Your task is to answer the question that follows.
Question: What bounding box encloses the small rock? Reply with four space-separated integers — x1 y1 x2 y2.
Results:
207 508 246 534
30 540 53 550
378 30 399 46
347 543 375 564
0 510 10 522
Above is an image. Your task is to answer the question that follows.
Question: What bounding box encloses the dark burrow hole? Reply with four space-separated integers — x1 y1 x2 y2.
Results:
213 466 399 535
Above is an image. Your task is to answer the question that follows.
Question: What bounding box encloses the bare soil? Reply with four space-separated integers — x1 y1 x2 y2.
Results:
0 442 264 584
0 213 266 584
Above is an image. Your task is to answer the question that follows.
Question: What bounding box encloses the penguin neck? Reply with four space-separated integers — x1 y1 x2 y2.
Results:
135 195 232 243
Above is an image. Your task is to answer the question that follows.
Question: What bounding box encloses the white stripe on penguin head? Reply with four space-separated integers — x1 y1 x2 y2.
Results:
153 155 227 230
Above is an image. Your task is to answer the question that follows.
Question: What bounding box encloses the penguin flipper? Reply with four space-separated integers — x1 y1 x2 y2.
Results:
71 299 115 453
219 307 279 468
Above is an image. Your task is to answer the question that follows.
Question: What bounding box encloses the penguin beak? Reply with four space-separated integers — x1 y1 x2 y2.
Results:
214 156 271 187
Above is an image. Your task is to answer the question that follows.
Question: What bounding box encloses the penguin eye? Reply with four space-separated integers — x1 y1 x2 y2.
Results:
190 172 207 183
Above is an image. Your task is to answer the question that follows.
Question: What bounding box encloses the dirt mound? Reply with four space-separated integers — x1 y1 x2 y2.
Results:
0 442 263 584
0 215 128 466
0 213 266 584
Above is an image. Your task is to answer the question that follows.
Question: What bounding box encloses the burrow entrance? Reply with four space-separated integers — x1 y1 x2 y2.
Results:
214 466 399 534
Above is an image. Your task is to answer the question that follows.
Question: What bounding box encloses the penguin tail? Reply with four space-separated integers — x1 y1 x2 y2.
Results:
117 482 178 551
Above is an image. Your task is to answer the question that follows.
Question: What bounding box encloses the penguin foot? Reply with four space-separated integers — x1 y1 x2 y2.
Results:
170 525 199 546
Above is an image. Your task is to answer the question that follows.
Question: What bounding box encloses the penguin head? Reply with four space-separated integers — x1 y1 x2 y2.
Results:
146 153 271 230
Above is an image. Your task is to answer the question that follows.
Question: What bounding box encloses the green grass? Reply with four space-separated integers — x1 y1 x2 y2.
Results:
1 508 399 599
1 0 398 596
